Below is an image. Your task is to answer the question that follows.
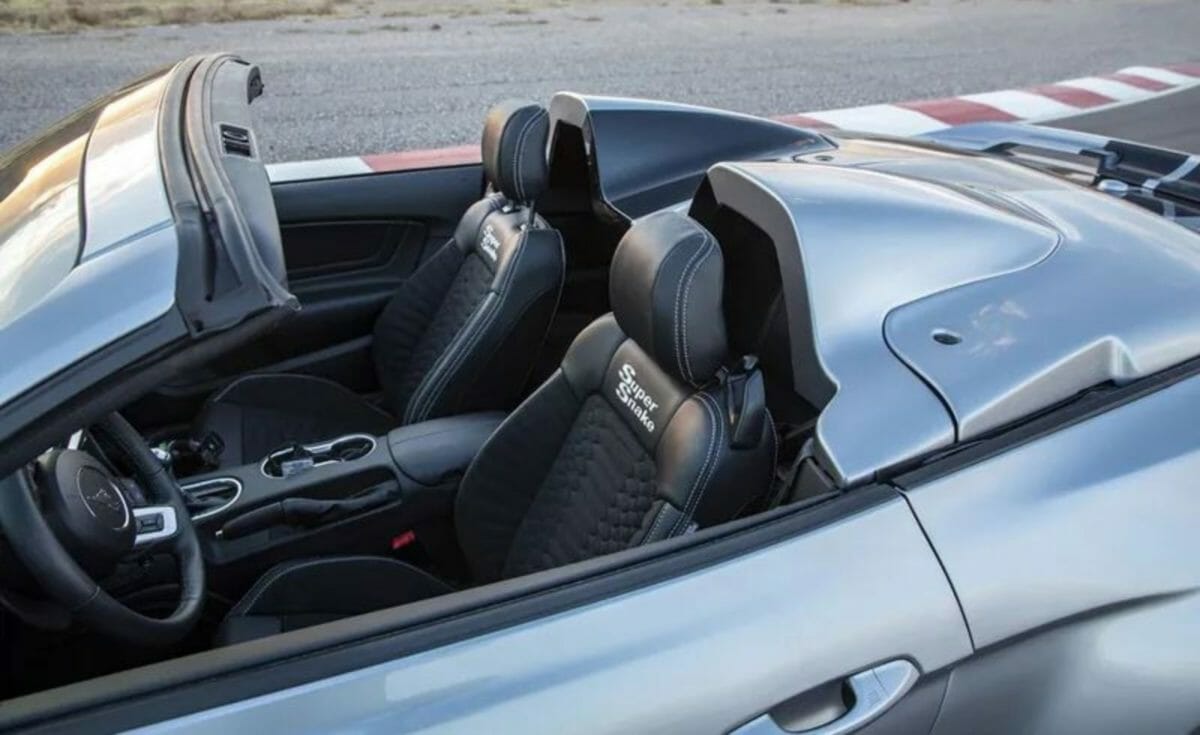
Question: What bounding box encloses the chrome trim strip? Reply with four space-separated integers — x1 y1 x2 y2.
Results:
259 434 378 479
180 477 243 521
133 505 178 547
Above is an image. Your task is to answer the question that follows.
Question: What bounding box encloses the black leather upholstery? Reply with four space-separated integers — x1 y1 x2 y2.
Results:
387 412 505 486
218 212 775 646
194 374 396 468
214 556 453 647
393 203 564 425
197 102 564 467
609 210 728 387
481 100 549 204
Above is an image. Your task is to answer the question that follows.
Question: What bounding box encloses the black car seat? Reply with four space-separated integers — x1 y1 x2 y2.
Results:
216 210 777 645
195 101 564 467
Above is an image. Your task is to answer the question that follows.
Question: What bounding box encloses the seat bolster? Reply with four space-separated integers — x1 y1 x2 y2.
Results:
455 373 583 583
216 556 454 646
195 374 396 467
402 225 565 423
453 193 506 253
560 314 627 398
650 388 777 537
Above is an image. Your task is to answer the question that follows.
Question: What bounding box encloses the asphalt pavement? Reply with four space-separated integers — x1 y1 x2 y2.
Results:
1 0 1198 162
1051 84 1200 154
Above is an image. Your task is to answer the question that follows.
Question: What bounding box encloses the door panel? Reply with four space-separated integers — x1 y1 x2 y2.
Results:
279 220 423 280
139 491 972 734
131 165 483 433
248 164 484 381
903 371 1200 732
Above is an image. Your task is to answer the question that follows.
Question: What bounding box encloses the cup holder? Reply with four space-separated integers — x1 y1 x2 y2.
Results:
261 434 377 479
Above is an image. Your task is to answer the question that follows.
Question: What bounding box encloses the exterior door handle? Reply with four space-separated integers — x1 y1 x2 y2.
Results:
730 659 919 735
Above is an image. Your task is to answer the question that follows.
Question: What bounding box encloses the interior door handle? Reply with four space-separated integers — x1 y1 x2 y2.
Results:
730 659 919 735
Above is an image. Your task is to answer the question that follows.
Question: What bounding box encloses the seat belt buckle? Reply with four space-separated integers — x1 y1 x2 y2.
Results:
721 355 766 449
198 431 225 468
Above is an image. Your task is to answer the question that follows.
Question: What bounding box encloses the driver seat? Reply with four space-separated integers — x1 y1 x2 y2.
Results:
195 100 564 467
216 211 777 646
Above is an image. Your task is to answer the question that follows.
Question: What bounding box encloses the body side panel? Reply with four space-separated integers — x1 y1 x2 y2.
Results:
136 496 970 735
904 370 1200 732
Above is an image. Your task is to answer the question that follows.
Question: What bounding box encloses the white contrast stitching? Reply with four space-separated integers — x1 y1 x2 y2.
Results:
519 109 548 202
642 501 671 545
765 407 779 483
680 231 715 386
669 392 721 536
510 109 543 202
234 556 435 613
414 225 530 421
420 230 526 417
402 203 503 423
401 265 489 424
408 287 493 423
672 233 707 385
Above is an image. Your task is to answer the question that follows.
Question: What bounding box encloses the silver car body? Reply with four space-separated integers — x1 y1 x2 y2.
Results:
0 72 179 410
2 76 1198 733
136 99 1200 733
143 370 1200 734
704 144 1200 486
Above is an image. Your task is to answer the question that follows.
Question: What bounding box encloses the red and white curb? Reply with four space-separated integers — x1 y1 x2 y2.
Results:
267 62 1200 183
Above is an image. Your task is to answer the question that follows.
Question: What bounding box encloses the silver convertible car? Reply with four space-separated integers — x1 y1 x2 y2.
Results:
1 54 1199 734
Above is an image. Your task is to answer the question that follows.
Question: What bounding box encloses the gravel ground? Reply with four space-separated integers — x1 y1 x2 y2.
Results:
1 0 1198 162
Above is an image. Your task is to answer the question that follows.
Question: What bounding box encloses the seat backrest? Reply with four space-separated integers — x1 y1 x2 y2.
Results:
455 210 777 583
372 101 564 425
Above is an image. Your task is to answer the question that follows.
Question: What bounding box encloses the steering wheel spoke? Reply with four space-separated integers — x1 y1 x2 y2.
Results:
132 505 179 548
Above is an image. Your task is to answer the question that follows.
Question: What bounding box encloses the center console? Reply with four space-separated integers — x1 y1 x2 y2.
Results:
175 412 505 591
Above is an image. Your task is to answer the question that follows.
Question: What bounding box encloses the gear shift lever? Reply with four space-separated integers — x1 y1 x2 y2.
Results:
151 446 175 476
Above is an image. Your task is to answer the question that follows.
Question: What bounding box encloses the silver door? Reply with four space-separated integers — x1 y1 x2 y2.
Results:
904 371 1200 734
139 493 971 734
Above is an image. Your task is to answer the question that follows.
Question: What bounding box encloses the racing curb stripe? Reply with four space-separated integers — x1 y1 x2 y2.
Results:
897 97 1021 125
1100 72 1173 91
1024 83 1115 109
267 62 1200 182
1168 62 1200 77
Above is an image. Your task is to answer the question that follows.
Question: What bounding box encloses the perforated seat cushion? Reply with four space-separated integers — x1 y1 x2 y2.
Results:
503 395 658 578
373 246 493 417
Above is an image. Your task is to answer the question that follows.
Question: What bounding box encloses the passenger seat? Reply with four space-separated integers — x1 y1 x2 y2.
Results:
215 210 777 646
196 101 565 467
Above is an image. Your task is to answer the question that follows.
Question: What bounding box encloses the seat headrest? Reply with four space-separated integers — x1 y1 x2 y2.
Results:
481 100 549 205
610 211 729 386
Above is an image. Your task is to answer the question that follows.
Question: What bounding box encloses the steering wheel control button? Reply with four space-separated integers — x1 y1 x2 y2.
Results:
133 507 179 547
136 513 165 533
77 466 131 531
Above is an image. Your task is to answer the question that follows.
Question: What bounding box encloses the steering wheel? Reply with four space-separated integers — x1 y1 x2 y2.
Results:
0 412 205 646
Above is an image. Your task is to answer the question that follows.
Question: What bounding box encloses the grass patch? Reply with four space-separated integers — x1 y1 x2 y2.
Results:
0 0 349 32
